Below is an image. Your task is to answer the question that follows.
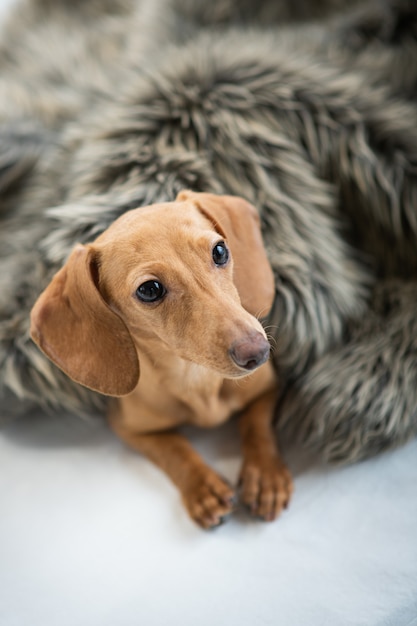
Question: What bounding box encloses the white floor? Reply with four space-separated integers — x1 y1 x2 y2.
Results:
1 409 416 626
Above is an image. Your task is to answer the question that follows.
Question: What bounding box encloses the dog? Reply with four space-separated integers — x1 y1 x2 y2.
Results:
30 190 293 528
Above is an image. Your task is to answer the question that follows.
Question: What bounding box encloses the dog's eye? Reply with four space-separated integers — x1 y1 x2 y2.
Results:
212 241 229 266
136 280 166 303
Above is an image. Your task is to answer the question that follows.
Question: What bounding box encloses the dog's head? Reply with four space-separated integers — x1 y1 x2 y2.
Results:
30 191 275 396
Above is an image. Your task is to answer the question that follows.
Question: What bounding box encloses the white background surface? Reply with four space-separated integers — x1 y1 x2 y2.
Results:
0 0 13 17
1 411 417 626
0 0 416 623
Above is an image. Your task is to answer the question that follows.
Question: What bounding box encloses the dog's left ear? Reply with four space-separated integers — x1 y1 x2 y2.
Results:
177 190 275 317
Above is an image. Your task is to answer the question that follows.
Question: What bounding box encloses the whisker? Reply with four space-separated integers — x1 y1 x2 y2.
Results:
253 306 272 321
262 323 280 334
266 332 278 345
266 335 278 355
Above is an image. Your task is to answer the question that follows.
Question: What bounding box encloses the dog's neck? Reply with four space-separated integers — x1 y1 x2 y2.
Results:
115 340 277 433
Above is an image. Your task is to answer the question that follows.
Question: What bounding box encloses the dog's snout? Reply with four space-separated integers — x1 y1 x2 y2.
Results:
229 332 270 371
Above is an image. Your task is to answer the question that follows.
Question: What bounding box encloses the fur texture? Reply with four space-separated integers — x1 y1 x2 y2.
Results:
1 0 417 462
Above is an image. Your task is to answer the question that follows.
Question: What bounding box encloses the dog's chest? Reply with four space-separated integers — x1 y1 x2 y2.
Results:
168 364 243 428
119 359 276 434
169 362 276 428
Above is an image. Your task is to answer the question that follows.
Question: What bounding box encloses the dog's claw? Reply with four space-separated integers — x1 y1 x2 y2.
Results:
210 512 232 529
223 493 238 507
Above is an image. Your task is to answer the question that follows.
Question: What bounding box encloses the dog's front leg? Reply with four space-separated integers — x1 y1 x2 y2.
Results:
109 417 236 529
239 390 293 521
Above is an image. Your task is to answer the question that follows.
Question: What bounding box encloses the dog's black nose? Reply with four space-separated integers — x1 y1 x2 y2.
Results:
229 333 270 371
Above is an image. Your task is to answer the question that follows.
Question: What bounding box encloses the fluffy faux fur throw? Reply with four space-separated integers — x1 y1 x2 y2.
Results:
1 0 417 463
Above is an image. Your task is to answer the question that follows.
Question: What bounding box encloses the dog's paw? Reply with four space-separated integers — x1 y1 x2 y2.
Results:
182 469 236 530
238 457 293 521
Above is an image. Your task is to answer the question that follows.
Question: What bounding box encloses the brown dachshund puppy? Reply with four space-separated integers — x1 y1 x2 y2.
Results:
30 191 293 528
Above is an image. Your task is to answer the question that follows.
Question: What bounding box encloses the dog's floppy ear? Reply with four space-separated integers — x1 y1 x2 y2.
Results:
177 190 275 317
30 244 139 396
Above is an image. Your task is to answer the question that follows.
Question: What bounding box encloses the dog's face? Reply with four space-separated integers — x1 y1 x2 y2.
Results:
95 200 268 376
30 192 275 395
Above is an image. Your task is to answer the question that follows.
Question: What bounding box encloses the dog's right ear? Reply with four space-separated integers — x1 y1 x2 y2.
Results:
30 244 139 396
177 190 275 318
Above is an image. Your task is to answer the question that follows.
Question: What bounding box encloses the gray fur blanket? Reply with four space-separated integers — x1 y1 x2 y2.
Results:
2 0 417 463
